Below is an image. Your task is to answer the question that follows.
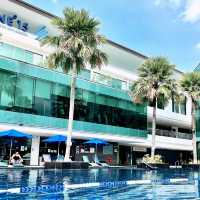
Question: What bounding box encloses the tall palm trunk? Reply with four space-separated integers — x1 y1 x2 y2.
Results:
192 100 197 164
151 98 157 158
64 63 77 161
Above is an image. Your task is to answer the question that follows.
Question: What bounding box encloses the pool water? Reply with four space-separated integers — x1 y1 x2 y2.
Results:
0 168 200 199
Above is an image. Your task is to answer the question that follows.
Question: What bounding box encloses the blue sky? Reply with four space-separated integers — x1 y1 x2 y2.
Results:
26 0 200 72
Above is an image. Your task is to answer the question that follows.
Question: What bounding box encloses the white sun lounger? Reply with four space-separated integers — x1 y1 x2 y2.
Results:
94 155 110 167
42 154 51 162
82 155 101 167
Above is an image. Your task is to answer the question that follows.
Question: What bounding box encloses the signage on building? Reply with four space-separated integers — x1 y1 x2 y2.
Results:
132 146 147 152
0 14 29 32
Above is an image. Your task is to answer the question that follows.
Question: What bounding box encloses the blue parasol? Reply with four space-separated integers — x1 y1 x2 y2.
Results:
0 129 32 158
43 135 68 155
83 139 108 163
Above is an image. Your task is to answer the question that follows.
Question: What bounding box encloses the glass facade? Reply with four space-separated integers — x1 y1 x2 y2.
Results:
0 69 147 131
93 72 128 90
0 42 43 65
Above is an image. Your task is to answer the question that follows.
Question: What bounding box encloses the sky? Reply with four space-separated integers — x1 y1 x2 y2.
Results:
25 0 200 72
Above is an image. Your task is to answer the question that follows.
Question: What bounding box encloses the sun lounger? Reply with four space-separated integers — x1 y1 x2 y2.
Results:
94 155 110 167
0 161 8 167
56 155 64 162
42 154 51 162
82 155 101 167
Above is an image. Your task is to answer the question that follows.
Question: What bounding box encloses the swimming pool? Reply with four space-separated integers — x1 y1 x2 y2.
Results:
0 168 200 199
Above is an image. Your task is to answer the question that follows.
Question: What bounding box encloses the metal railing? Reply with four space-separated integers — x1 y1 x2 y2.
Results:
149 129 192 140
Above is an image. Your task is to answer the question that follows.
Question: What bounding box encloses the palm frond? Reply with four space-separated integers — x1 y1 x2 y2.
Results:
41 7 107 74
180 72 200 102
131 57 175 105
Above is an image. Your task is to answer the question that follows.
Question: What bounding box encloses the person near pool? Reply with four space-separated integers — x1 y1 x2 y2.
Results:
10 152 23 165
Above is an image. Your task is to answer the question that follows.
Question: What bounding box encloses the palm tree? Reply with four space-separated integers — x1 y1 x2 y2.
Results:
180 72 200 164
42 8 108 161
131 57 175 158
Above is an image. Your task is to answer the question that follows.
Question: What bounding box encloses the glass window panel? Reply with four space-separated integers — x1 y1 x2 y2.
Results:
24 51 33 63
82 90 95 103
96 94 106 105
174 102 179 113
76 88 82 100
180 97 186 115
157 94 164 110
15 75 33 108
33 53 43 65
53 84 69 97
35 80 51 116
93 72 112 86
106 97 118 107
121 81 127 90
0 70 16 107
118 99 127 110
78 69 90 80
13 47 25 61
0 43 13 58
112 79 122 90
51 83 69 118
35 80 51 99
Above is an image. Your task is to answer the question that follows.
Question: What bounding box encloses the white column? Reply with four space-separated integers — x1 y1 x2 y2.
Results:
30 136 40 166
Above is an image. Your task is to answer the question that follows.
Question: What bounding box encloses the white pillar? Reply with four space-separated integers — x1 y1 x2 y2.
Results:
30 136 40 166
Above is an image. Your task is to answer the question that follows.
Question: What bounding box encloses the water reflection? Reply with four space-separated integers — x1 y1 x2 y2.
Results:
1 169 200 199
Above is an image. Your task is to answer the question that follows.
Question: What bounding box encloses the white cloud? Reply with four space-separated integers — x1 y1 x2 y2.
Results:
51 0 58 3
154 0 200 23
195 42 200 49
154 0 182 8
181 0 200 23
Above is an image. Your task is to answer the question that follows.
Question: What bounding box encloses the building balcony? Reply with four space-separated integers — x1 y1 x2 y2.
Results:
149 129 192 140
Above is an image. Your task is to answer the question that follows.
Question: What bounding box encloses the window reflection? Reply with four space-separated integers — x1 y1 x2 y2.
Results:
0 43 43 66
34 80 51 116
0 69 147 131
172 96 186 115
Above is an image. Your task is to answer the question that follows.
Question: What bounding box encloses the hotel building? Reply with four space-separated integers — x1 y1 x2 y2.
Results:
0 0 194 166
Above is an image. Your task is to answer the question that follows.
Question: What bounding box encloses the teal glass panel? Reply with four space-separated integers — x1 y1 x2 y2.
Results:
106 96 118 107
52 83 70 118
0 70 16 107
13 47 25 61
76 88 83 100
0 110 147 138
35 79 51 116
118 99 127 110
0 59 147 132
112 78 122 90
53 83 69 97
82 90 95 103
96 94 106 105
93 72 112 86
32 53 43 65
0 42 43 66
24 51 33 64
15 75 34 108
78 69 90 80
0 43 13 58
